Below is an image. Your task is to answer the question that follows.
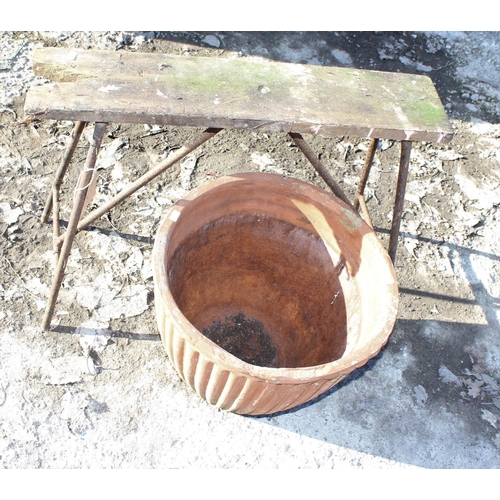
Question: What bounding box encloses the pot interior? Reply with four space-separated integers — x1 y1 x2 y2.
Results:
168 210 349 369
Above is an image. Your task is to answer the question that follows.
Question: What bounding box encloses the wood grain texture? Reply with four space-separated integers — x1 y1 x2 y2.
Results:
25 48 454 142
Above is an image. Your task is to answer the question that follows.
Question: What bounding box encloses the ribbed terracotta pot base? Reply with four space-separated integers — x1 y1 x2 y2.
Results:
153 173 398 415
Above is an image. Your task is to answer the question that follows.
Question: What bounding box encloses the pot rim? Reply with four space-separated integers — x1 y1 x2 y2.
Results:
153 173 399 384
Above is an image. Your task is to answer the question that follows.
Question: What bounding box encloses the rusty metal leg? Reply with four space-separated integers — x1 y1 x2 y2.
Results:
388 140 412 263
41 121 86 224
354 138 379 210
42 123 107 330
52 184 61 266
289 132 354 210
356 193 373 229
55 127 222 246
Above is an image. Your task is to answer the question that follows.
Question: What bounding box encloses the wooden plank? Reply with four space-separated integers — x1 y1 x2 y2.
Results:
25 48 454 143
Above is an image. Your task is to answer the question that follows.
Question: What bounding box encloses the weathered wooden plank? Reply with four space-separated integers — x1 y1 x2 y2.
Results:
25 48 454 142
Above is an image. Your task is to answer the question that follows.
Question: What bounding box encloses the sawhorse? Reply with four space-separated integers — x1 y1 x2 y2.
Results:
24 48 454 330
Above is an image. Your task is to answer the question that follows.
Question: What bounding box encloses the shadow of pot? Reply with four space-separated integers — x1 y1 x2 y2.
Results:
153 173 398 415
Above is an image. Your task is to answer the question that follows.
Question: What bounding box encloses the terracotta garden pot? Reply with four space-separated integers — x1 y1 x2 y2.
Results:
153 173 398 415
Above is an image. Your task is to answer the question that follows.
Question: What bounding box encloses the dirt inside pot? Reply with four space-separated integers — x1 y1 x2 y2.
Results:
168 213 348 368
202 312 277 367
